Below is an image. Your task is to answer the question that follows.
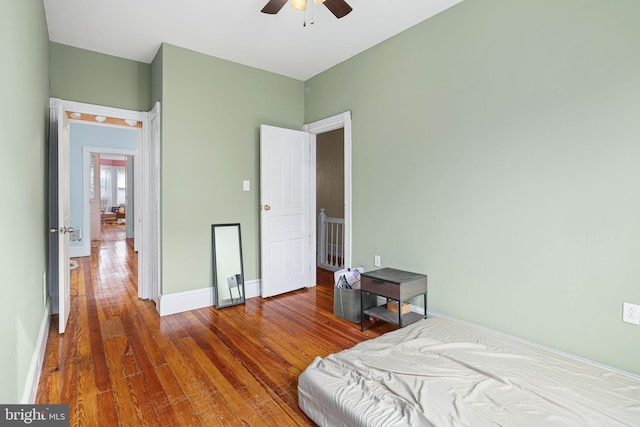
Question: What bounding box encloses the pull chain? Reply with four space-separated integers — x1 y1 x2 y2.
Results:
310 1 315 25
302 2 315 27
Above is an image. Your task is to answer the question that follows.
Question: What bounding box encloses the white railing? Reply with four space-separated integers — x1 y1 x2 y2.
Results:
318 208 345 270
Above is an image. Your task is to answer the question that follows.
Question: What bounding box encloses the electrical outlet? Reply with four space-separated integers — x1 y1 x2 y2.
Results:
622 302 640 325
374 255 381 267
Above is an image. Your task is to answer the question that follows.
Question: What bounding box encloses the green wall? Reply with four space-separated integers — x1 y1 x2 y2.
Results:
0 0 50 402
160 44 304 294
50 42 151 111
305 0 640 374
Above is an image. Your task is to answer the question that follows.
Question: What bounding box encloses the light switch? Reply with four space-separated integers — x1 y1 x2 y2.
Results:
243 180 250 192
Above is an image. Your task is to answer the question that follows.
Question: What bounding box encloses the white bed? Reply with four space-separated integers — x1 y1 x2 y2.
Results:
298 317 640 426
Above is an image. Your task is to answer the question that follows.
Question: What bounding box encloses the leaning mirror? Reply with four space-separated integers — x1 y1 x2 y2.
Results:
212 223 245 309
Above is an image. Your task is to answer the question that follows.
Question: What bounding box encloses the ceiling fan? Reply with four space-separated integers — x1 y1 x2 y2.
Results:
261 0 353 19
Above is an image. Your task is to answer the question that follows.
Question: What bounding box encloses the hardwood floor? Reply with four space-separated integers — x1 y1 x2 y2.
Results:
36 223 393 426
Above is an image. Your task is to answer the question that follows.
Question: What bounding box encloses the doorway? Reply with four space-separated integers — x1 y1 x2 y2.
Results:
91 153 134 245
48 98 161 326
69 122 139 258
316 128 345 287
95 154 128 238
306 111 353 280
315 128 345 280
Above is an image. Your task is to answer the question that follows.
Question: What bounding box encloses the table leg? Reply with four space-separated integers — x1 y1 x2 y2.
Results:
424 293 427 319
360 290 365 332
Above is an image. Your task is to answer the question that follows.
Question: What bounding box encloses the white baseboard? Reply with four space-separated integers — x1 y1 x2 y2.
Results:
69 245 84 258
245 279 261 299
158 279 262 316
22 302 51 404
159 287 215 316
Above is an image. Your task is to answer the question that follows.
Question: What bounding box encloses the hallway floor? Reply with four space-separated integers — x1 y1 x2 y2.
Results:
36 223 391 426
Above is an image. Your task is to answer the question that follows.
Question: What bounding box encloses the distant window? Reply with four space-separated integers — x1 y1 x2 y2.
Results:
100 166 126 209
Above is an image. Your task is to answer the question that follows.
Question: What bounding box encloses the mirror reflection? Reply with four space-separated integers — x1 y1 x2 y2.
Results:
212 223 245 308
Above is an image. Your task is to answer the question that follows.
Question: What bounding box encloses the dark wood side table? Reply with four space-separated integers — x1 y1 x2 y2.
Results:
360 268 428 331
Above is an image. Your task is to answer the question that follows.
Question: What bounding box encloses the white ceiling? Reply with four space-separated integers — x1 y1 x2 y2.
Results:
42 0 463 81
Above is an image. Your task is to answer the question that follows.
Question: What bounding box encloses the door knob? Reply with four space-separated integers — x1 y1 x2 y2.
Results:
50 227 75 234
264 204 271 211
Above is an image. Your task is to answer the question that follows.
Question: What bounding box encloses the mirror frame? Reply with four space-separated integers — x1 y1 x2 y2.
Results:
212 223 246 309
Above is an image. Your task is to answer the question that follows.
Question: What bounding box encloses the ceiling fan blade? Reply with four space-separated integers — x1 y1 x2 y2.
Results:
323 0 352 19
261 0 288 14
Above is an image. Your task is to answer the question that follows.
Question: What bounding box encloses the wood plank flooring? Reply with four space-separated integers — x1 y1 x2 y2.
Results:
36 223 393 426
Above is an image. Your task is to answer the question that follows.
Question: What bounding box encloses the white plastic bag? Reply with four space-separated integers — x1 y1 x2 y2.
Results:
334 267 364 289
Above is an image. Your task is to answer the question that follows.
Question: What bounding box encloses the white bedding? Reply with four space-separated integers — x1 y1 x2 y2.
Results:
298 317 640 426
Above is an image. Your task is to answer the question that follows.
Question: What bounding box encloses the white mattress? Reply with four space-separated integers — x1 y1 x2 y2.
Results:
298 317 640 426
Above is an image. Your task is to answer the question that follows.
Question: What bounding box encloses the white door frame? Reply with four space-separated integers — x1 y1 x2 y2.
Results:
81 146 138 257
50 98 161 305
303 111 353 274
146 102 162 305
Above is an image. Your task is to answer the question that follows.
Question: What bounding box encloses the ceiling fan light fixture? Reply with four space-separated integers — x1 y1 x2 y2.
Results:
261 0 352 19
291 0 306 11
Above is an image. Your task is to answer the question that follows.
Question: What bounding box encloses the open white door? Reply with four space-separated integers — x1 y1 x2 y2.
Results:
260 125 313 297
57 103 72 333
